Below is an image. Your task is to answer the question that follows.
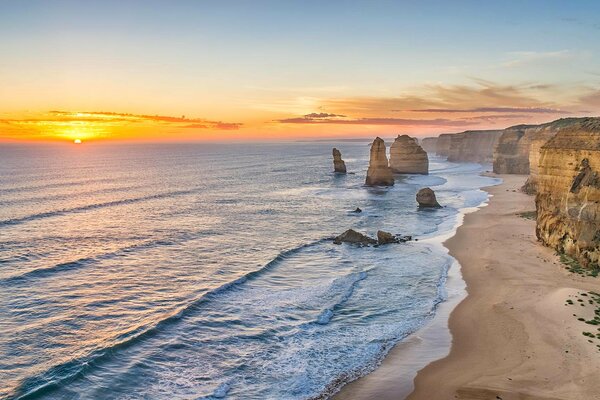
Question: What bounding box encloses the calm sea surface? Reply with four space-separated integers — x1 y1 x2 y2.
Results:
0 142 499 399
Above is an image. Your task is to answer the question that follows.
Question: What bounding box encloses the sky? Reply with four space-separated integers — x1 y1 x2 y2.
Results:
1 0 600 142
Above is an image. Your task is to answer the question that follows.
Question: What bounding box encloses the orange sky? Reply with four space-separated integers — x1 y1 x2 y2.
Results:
2 2 600 143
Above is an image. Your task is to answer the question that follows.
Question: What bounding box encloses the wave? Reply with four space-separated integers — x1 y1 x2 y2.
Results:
0 177 118 195
0 188 199 227
0 184 150 207
315 271 368 325
1 232 208 284
311 257 453 400
11 237 332 400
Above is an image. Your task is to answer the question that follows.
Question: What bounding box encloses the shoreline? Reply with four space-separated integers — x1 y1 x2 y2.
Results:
336 174 600 399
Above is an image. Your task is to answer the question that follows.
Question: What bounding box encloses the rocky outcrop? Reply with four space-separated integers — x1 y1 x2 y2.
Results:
421 137 438 153
416 187 441 208
377 230 398 245
333 229 377 246
535 117 600 269
365 137 394 186
332 148 347 173
436 134 453 157
447 130 503 163
389 135 429 174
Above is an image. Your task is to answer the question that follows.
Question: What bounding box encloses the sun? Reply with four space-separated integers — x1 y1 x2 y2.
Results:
74 139 82 144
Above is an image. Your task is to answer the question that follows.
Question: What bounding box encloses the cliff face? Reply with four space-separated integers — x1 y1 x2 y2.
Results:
535 117 600 268
332 148 346 173
435 134 452 157
365 137 394 186
421 137 438 153
389 135 429 174
492 125 531 174
493 121 568 176
447 130 503 163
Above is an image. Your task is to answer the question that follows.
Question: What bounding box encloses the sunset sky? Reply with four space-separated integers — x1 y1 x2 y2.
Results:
1 0 600 142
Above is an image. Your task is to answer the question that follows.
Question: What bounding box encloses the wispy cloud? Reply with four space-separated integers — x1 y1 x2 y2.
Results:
0 111 243 130
502 50 574 68
408 107 569 114
276 116 478 127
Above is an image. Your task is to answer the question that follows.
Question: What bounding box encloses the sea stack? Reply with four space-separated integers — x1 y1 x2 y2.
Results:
416 187 441 208
332 148 347 173
365 137 394 186
389 135 429 174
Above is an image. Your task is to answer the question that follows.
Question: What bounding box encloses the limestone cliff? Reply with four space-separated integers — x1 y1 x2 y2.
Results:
421 137 438 153
535 117 600 269
493 120 571 176
447 130 503 163
332 148 346 173
435 134 452 157
492 125 532 174
389 135 429 174
493 119 596 195
365 137 394 186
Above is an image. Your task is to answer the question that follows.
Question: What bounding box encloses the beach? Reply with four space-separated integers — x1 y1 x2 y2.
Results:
336 174 600 400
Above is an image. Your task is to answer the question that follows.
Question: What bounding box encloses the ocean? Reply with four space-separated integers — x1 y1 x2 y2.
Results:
0 142 499 399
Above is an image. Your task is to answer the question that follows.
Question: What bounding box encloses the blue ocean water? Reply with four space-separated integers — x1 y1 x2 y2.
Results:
0 142 499 399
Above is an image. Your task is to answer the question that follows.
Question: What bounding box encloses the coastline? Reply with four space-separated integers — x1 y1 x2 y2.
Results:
336 174 600 399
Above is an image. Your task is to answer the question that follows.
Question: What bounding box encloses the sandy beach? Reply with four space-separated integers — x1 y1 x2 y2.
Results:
336 174 600 400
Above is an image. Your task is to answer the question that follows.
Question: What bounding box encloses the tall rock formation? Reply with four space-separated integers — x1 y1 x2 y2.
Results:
332 148 346 173
421 137 438 153
365 137 394 186
389 135 429 174
535 117 600 269
447 130 503 163
435 134 453 157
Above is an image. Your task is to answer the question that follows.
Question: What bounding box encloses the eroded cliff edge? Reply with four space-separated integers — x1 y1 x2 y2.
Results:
535 117 600 269
434 130 502 163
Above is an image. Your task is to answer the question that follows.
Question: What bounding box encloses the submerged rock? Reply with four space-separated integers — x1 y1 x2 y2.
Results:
365 137 394 186
389 135 429 174
333 229 377 246
416 187 441 208
332 148 347 173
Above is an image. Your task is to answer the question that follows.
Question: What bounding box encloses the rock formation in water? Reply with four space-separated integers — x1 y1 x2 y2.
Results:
333 229 377 246
389 135 429 174
535 117 600 269
365 137 394 186
377 230 398 245
332 148 347 173
421 137 438 153
447 130 503 163
435 134 453 157
416 187 441 208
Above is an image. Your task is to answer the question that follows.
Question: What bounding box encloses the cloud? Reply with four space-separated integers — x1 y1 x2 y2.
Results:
1 111 243 130
276 116 478 127
303 112 346 119
502 50 573 68
409 107 569 114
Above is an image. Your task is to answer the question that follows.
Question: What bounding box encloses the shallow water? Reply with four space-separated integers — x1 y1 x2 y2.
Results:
0 142 499 399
